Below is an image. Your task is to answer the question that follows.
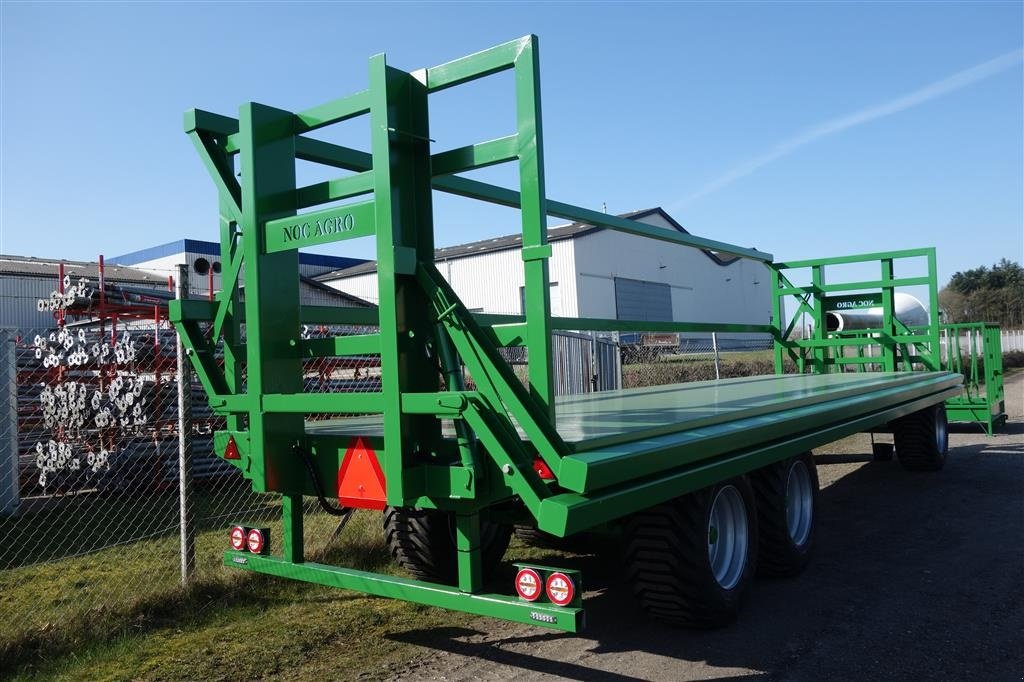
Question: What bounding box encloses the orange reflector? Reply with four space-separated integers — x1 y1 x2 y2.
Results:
246 528 265 554
515 567 542 601
229 525 246 551
337 437 386 510
223 436 241 460
545 571 575 606
533 457 555 480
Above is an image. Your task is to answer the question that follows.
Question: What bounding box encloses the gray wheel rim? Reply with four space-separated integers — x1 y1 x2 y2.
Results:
785 460 813 547
707 484 748 590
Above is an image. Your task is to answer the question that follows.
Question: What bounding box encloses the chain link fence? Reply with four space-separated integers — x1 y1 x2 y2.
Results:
619 332 776 388
0 305 386 664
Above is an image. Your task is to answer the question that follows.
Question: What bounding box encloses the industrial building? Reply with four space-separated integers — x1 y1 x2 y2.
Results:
317 208 772 343
110 239 371 308
0 241 373 331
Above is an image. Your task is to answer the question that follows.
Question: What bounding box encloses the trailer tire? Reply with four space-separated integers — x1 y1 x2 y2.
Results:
383 507 511 585
514 526 602 553
750 452 818 577
514 525 566 549
624 477 758 628
893 404 948 471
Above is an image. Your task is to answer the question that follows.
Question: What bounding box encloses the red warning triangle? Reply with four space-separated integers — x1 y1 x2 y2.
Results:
337 437 386 510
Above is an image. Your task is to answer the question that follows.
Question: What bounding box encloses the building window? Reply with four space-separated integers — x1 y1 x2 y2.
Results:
613 277 672 321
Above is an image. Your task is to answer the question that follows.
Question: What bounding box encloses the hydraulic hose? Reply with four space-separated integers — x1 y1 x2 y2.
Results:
293 444 351 517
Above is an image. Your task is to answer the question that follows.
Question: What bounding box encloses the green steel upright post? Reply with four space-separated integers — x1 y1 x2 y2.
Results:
811 265 826 373
880 258 896 371
369 55 444 505
924 248 941 371
238 103 306 505
455 512 483 593
771 267 785 373
515 36 555 418
282 494 304 563
218 195 243 434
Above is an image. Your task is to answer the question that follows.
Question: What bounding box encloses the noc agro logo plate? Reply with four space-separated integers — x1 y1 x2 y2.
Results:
545 572 575 607
246 528 265 554
229 526 246 551
515 568 542 601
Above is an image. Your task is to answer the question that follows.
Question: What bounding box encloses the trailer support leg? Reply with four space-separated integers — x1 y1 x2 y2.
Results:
282 494 304 563
455 512 483 593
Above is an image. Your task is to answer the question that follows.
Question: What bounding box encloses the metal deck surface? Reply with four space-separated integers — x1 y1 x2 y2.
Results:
306 372 952 452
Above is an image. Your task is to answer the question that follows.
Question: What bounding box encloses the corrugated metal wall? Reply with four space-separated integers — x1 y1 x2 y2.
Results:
1 276 75 330
0 275 168 330
325 240 578 316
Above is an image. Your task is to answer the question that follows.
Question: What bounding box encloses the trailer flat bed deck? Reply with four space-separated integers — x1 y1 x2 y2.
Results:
308 372 958 445
308 371 962 500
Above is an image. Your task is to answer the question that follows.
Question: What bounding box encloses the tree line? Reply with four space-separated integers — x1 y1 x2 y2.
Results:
939 258 1024 328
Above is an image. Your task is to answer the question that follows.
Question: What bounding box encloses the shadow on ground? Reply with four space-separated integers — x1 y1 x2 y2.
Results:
385 419 1024 680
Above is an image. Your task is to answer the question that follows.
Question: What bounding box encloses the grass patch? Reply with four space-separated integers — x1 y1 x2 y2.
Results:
623 350 780 387
3 519 582 681
0 488 353 675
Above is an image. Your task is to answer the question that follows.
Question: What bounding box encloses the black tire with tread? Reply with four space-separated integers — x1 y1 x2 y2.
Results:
750 452 819 577
513 525 566 550
513 526 601 553
623 477 758 629
383 507 511 585
893 404 948 471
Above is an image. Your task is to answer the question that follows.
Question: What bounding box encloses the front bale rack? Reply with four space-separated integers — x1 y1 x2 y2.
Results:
171 36 963 632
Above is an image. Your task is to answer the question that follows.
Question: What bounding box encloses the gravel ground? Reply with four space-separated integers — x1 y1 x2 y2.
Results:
379 372 1024 681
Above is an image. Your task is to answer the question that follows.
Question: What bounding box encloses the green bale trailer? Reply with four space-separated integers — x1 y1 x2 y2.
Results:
171 36 964 632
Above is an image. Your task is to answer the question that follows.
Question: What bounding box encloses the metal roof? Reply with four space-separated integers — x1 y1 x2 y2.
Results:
110 239 366 270
315 208 741 281
0 255 168 286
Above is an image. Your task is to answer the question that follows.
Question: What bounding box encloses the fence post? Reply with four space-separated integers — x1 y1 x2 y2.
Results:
712 332 721 380
176 264 196 585
0 330 18 517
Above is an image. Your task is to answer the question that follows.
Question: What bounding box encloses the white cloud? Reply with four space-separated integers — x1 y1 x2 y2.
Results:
674 48 1024 207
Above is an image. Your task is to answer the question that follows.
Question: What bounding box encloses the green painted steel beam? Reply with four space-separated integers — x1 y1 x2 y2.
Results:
264 199 376 253
294 90 371 133
557 373 961 493
225 552 583 632
774 247 934 270
301 334 381 357
423 36 528 92
515 35 554 416
237 101 306 495
538 383 963 536
184 108 239 136
295 170 375 210
432 135 519 175
183 108 773 264
776 277 933 295
499 316 773 335
262 392 384 414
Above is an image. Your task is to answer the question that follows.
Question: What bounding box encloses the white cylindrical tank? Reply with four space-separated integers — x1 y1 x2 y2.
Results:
825 292 929 332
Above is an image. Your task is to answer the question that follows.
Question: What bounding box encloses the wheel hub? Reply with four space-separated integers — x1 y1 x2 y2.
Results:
707 484 748 590
785 460 814 547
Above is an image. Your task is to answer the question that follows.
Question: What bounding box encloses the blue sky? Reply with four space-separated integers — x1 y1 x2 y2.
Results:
1 1 1021 286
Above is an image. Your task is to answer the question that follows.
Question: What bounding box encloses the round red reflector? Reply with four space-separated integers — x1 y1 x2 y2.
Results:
229 526 246 551
545 571 575 606
246 528 265 554
515 568 542 601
